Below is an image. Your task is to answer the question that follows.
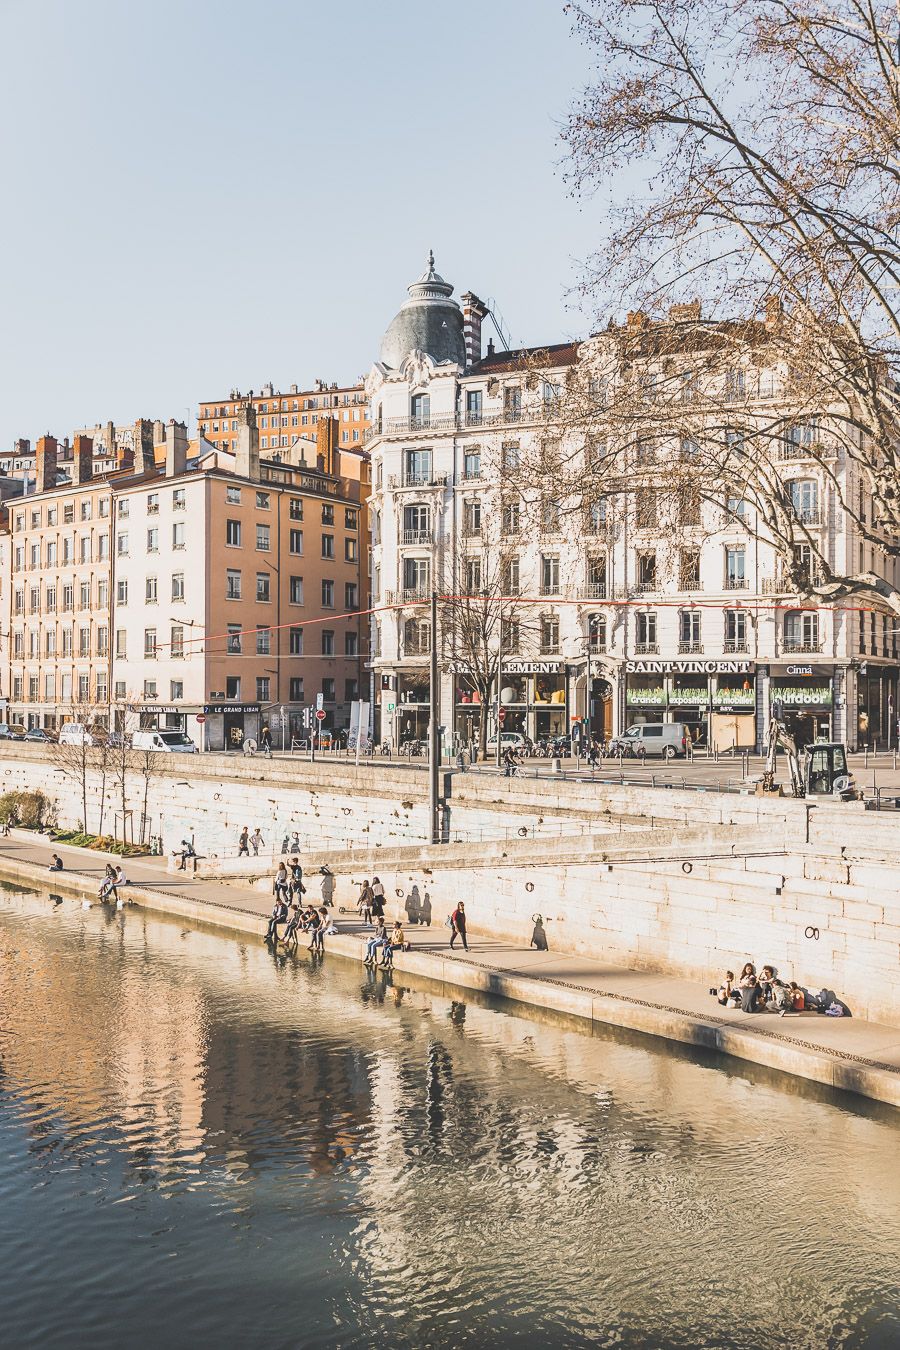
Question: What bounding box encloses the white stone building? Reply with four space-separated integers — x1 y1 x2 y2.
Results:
366 257 899 752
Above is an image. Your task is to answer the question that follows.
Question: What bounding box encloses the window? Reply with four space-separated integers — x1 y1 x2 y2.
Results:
501 441 520 472
117 578 128 604
146 528 158 553
256 626 271 655
45 630 56 658
45 673 56 700
144 628 157 659
465 559 482 594
636 612 658 650
543 381 561 408
289 576 304 605
539 555 559 595
171 626 184 659
289 677 304 701
540 617 560 653
256 524 270 551
635 489 657 528
256 676 270 703
147 493 159 514
289 497 303 520
78 628 90 658
542 498 560 532
403 557 430 594
64 504 75 524
289 528 303 555
783 610 820 652
345 631 358 657
62 584 74 613
463 449 481 480
226 486 241 504
98 534 109 560
345 582 358 610
403 448 432 485
679 550 701 590
321 503 334 526
289 626 303 656
344 678 359 702
501 499 521 536
226 569 242 600
725 610 747 650
322 677 335 702
345 537 358 562
344 508 358 530
256 573 270 603
47 506 57 526
321 534 335 559
321 630 335 656
143 680 157 699
465 389 483 424
727 493 747 521
45 585 56 613
463 500 482 537
172 522 185 550
115 629 127 658
61 629 73 656
46 540 57 566
502 557 520 595
586 556 606 597
679 610 701 650
80 581 91 610
322 579 335 608
98 497 109 519
117 499 129 520
790 479 819 523
589 613 607 652
171 572 185 601
170 680 184 701
78 674 90 703
725 547 746 588
411 392 430 427
256 491 270 509
80 536 91 563
226 519 241 547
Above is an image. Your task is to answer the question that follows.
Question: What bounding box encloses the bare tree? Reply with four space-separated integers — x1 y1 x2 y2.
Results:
561 0 900 608
51 703 103 834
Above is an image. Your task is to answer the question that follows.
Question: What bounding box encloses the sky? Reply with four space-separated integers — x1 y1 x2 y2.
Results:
0 0 604 447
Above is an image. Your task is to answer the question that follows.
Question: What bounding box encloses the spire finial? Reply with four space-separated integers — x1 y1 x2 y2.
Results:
427 248 435 271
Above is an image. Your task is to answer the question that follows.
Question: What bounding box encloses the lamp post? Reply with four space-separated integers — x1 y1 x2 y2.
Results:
428 590 440 844
495 607 503 770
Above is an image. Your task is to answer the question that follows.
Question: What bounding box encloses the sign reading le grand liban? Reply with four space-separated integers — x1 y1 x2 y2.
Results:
624 659 753 675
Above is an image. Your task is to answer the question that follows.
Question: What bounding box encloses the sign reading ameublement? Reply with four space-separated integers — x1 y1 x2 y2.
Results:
624 659 754 675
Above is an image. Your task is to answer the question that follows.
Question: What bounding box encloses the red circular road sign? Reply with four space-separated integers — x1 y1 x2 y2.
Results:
315 709 326 721
498 710 506 722
196 714 207 724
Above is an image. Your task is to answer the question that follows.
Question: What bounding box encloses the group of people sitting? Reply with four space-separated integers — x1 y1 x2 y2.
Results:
99 862 128 904
362 919 410 967
265 858 336 951
717 962 847 1017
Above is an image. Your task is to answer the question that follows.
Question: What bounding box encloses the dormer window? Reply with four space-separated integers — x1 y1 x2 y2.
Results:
411 393 430 428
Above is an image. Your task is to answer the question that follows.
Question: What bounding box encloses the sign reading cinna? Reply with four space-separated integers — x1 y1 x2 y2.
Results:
624 659 754 675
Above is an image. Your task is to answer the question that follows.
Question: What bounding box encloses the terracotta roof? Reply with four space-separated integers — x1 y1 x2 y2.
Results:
471 341 580 374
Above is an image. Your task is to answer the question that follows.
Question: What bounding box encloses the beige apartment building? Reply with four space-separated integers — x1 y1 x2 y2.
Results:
1 411 369 748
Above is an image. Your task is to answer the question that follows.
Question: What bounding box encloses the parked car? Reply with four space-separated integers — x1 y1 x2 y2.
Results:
131 729 198 754
58 723 96 747
0 724 18 741
608 722 689 760
485 731 530 753
23 727 57 743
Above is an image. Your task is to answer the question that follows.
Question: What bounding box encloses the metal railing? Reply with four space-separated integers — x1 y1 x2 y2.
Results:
387 473 450 490
782 639 822 653
385 588 431 606
677 641 703 653
635 642 659 654
370 409 527 441
723 639 749 653
580 582 607 599
724 577 747 590
400 529 433 545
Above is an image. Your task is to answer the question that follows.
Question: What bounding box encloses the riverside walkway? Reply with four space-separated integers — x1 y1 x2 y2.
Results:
3 830 899 1110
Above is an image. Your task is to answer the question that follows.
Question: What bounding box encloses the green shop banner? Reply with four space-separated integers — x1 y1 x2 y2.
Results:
771 684 833 708
626 686 666 706
668 687 709 706
713 686 755 707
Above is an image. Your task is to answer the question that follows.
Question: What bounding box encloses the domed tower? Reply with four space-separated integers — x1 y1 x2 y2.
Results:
378 250 467 370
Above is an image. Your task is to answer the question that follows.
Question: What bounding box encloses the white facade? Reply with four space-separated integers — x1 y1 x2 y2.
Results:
367 261 899 751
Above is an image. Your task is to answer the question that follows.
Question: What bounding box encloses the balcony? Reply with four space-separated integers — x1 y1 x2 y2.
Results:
387 473 449 491
778 439 837 462
386 588 431 606
635 642 659 654
724 639 749 653
580 582 607 600
678 640 703 654
782 639 822 654
540 644 561 656
795 509 823 527
368 408 525 442
724 577 747 590
539 585 561 597
633 580 657 595
588 641 607 654
461 466 483 482
400 529 433 546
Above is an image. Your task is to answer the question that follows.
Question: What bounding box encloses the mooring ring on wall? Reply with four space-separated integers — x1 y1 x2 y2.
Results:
395 888 404 898
804 925 820 940
518 826 528 837
213 793 221 801
532 913 543 925
682 862 693 875
525 881 535 893
342 807 351 816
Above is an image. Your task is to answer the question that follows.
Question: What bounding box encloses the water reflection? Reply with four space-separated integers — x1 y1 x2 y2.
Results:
0 890 898 1350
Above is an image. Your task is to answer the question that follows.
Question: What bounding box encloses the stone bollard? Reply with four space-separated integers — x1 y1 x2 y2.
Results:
551 756 562 774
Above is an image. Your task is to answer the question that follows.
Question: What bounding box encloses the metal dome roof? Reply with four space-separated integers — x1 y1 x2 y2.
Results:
379 251 466 370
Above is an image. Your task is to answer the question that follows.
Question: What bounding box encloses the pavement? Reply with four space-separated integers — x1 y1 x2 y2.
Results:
3 829 900 1109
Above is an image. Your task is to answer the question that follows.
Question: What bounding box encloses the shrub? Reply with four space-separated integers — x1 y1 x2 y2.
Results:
0 791 20 825
17 790 52 830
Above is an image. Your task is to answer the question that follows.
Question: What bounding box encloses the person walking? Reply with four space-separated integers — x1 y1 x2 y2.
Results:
320 866 336 910
260 724 272 758
357 879 374 925
250 827 264 857
273 862 290 905
289 857 305 901
371 877 386 923
238 826 250 857
450 901 468 952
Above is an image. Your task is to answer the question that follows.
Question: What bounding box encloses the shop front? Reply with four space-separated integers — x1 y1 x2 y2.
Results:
625 671 666 727
397 671 430 744
856 665 899 748
459 660 570 745
711 674 756 750
768 664 833 747
625 658 756 748
668 675 710 748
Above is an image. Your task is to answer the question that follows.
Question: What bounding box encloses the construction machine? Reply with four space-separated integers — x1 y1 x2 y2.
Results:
759 701 855 799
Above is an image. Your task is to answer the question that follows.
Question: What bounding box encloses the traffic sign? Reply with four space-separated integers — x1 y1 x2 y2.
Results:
196 714 206 724
316 692 324 711
386 701 395 712
315 709 326 721
498 710 506 722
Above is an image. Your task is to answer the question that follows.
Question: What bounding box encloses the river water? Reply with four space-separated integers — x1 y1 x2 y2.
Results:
1 888 898 1349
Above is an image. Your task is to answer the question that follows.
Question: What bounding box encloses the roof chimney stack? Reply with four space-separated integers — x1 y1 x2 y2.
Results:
234 400 259 480
461 292 488 370
133 418 156 476
165 420 188 477
73 434 93 485
35 435 58 494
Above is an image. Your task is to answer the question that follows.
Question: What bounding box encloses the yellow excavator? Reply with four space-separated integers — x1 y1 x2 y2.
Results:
759 700 855 800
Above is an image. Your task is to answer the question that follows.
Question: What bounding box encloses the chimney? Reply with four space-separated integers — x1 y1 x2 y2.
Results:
35 435 58 494
165 420 188 477
316 411 338 476
461 292 488 369
14 438 30 459
234 401 259 479
764 295 784 329
105 420 116 459
73 434 93 485
133 418 156 475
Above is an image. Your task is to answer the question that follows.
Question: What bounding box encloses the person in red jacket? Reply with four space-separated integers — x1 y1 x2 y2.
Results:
450 902 468 952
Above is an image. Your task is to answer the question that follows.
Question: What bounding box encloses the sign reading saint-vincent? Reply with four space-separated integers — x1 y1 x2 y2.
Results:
625 659 753 675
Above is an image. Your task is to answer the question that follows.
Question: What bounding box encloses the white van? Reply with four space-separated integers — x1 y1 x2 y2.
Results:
131 729 198 754
58 723 95 747
609 722 690 760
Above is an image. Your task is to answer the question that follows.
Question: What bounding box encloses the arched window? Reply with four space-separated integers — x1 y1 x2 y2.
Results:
588 613 607 652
